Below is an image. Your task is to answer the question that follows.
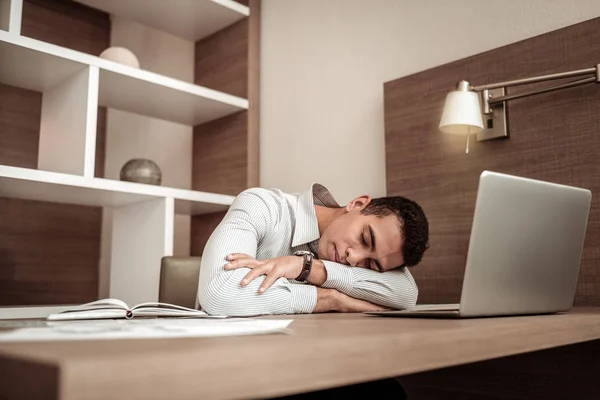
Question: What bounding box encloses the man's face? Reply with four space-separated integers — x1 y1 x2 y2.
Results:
317 198 404 272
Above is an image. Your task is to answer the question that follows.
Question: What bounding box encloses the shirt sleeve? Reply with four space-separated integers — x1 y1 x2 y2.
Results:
197 188 317 316
320 261 418 309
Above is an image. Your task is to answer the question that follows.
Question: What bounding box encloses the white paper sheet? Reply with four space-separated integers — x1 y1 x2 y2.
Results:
0 318 294 342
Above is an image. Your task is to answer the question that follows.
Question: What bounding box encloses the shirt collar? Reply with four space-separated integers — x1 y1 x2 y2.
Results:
292 183 341 248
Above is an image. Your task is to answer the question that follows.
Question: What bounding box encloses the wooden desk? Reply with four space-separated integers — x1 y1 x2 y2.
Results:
1 308 600 399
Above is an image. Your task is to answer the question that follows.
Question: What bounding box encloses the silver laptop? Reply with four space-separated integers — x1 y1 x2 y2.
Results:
367 170 591 319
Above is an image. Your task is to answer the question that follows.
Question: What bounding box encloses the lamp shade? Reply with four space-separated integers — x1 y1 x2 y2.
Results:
439 87 484 134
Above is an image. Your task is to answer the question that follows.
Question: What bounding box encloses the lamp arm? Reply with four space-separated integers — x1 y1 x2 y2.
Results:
471 65 598 91
487 76 597 105
441 63 600 142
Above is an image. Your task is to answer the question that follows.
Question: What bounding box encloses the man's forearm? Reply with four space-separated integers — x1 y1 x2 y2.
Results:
313 287 337 312
310 259 419 310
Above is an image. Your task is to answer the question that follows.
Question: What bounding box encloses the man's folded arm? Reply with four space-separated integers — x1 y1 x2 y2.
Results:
311 261 419 310
197 188 318 316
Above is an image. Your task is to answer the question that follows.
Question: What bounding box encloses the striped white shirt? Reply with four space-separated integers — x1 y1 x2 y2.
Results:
197 183 419 316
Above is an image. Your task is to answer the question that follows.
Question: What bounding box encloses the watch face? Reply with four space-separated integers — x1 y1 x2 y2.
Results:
294 250 313 256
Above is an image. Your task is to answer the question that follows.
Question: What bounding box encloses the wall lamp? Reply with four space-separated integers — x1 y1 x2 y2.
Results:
439 64 600 152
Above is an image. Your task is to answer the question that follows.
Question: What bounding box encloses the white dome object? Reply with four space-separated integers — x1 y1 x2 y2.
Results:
99 47 140 69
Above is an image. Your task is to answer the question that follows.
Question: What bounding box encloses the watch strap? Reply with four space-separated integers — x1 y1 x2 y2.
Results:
296 252 313 282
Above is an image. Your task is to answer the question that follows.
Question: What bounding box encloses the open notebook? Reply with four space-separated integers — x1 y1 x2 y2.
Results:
47 298 223 321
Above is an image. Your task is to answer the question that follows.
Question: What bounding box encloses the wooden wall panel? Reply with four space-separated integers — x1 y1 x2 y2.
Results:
384 17 600 307
195 18 248 99
0 0 110 305
0 84 41 169
192 111 248 196
22 0 110 56
191 111 246 255
192 1 260 255
0 199 101 305
193 15 251 197
95 106 107 178
190 211 228 256
247 0 261 190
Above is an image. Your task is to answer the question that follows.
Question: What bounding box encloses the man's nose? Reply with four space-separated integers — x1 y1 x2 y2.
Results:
346 249 362 267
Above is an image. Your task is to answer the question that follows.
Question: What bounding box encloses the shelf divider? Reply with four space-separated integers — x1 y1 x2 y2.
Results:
109 197 174 305
0 0 21 34
38 66 99 176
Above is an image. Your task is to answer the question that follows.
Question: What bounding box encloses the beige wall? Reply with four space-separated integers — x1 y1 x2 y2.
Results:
260 0 600 204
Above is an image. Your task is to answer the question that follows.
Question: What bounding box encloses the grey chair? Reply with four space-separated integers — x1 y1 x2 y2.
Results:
158 256 202 308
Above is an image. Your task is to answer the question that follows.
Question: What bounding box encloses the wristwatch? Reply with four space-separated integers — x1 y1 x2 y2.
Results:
293 250 314 282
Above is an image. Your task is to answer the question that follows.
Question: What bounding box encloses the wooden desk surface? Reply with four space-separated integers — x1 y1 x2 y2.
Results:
1 308 600 400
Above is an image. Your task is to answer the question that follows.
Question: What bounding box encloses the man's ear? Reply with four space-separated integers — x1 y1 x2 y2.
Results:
344 195 372 212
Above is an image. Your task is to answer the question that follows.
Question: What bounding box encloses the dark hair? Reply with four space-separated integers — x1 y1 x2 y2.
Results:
360 196 429 268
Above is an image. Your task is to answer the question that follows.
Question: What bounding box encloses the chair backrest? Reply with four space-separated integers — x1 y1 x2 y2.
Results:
159 256 202 309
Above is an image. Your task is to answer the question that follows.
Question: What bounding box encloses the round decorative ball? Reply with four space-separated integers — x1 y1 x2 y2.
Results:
120 159 162 186
99 47 140 68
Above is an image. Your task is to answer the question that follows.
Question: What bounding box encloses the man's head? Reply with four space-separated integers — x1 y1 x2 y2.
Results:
316 194 429 272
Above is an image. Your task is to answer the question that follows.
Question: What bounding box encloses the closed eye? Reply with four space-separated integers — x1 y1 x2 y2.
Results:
371 260 383 272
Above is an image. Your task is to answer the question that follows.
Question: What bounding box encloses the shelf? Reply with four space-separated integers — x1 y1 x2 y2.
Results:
0 166 235 215
0 31 86 92
74 0 249 42
0 31 248 125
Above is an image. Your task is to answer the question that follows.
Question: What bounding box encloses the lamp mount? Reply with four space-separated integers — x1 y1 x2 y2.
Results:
468 64 599 142
477 87 507 141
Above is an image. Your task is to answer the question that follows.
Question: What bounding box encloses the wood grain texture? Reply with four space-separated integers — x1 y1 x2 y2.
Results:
247 0 260 188
0 198 101 305
192 111 248 196
192 2 260 254
21 0 110 56
190 211 227 256
190 113 246 257
0 309 599 399
0 0 110 305
0 83 41 169
194 18 248 99
94 106 107 178
384 17 600 307
399 339 600 400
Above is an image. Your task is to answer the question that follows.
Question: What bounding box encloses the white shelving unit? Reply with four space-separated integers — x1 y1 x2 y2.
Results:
0 0 248 318
0 32 248 126
0 166 234 214
74 0 249 41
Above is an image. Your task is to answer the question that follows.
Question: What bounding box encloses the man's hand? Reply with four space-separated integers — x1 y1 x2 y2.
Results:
224 253 303 293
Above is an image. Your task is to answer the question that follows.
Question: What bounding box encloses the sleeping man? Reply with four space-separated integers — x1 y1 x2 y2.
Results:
197 183 429 316
196 182 429 398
